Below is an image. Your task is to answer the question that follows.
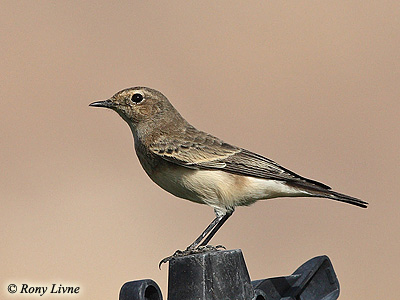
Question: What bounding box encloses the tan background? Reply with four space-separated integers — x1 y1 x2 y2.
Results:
1 1 399 299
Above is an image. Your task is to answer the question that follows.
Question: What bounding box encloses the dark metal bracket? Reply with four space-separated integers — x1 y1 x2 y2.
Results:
119 249 340 300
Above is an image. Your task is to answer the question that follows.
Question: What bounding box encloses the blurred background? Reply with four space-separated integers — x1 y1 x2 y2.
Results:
1 1 399 299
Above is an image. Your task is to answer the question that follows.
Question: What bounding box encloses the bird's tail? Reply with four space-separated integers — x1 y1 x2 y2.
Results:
309 189 368 208
286 175 368 208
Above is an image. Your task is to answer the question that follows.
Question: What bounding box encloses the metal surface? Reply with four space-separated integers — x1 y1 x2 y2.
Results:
119 279 163 300
168 249 254 300
119 250 340 300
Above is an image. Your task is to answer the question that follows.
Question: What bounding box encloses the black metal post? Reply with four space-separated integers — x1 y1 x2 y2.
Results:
119 249 340 300
168 249 254 300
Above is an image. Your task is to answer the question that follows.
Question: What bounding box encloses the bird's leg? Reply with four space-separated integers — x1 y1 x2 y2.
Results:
186 215 223 250
159 210 234 268
199 210 233 247
187 209 234 250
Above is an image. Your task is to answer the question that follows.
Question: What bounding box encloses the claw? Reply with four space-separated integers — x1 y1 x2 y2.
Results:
158 256 171 269
158 245 226 269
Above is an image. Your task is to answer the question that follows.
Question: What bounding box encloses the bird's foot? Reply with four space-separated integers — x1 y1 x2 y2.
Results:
158 245 226 269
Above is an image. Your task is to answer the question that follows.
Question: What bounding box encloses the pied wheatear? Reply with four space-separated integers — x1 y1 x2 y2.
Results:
90 87 367 263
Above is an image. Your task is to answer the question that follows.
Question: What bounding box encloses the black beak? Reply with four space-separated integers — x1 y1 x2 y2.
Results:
89 99 114 108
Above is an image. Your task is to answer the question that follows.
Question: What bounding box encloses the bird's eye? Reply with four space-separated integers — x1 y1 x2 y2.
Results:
131 93 143 103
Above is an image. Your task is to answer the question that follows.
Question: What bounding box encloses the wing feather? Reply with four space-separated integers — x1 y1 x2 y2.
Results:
149 127 331 190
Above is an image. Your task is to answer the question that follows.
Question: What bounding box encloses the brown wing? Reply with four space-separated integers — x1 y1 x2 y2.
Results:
149 126 330 189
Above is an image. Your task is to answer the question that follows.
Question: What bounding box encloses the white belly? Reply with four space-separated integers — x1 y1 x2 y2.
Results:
150 164 306 215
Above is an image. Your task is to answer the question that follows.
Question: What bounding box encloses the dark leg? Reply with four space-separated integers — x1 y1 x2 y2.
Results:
159 210 234 268
199 210 233 247
186 215 224 250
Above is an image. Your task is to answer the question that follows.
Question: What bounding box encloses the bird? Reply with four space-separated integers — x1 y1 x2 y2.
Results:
89 87 368 260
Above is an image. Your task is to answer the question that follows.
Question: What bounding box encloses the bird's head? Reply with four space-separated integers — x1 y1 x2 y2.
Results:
89 87 181 128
